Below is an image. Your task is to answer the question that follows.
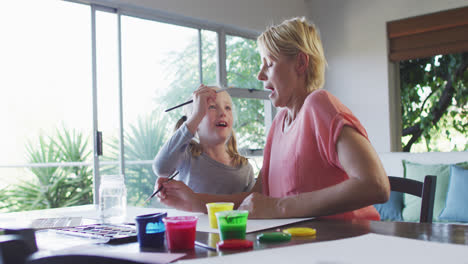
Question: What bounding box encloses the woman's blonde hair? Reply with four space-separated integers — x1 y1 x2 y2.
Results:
173 86 248 167
257 17 327 92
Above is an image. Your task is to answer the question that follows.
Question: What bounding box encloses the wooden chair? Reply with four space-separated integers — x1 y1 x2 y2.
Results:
388 175 437 223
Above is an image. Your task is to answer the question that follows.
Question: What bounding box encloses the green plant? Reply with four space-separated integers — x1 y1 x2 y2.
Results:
0 127 92 212
104 112 169 206
54 127 93 203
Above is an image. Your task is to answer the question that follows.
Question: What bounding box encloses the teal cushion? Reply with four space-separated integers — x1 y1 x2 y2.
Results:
402 161 450 222
374 191 403 221
439 165 468 222
456 161 468 170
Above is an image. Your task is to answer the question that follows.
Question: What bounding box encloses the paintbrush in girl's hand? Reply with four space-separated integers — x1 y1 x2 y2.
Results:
144 171 179 204
164 87 230 112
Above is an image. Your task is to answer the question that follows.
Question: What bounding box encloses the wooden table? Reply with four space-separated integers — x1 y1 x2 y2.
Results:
132 218 468 261
5 206 466 263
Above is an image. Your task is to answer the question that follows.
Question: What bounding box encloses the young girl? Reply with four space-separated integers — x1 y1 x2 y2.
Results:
152 84 255 196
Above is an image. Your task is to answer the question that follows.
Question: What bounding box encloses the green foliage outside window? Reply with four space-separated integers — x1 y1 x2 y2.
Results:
103 112 169 206
0 127 93 212
226 36 265 149
400 52 468 152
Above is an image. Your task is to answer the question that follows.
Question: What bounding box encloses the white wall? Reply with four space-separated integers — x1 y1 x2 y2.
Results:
79 0 309 33
305 0 468 152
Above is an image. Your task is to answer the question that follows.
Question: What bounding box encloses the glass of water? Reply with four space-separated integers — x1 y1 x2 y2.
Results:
99 174 127 223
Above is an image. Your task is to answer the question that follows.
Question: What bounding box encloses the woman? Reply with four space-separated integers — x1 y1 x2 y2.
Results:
157 17 390 220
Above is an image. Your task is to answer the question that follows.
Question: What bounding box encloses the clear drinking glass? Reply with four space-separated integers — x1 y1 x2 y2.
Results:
99 174 127 223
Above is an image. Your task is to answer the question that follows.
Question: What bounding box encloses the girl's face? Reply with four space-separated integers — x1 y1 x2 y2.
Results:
257 52 299 108
197 91 234 145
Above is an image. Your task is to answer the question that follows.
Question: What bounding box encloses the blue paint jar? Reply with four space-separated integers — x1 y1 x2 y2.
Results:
135 212 167 248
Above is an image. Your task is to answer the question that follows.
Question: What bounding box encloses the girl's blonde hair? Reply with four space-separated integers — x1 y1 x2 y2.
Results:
173 86 248 167
257 17 327 92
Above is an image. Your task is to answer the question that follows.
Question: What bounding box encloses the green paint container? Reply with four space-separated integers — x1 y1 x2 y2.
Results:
215 210 248 241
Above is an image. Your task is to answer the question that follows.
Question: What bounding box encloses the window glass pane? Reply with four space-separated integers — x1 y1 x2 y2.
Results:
232 98 266 150
201 30 217 86
120 16 199 206
226 35 262 89
96 11 120 175
0 165 93 213
399 53 468 152
226 35 266 159
0 1 93 211
0 168 32 213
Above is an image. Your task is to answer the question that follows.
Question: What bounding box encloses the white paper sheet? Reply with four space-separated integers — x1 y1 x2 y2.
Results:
195 215 312 233
125 207 313 233
177 233 468 264
35 230 108 251
50 244 186 264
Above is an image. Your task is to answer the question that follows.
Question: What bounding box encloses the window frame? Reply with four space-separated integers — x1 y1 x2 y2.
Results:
0 1 273 207
387 6 468 152
71 1 273 203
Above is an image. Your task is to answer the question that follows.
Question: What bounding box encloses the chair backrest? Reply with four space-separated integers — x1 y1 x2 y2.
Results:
388 175 436 223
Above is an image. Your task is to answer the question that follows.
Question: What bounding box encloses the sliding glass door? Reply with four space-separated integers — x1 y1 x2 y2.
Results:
119 16 201 206
93 8 122 198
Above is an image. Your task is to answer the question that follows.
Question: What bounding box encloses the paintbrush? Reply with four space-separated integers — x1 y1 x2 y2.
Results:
144 171 179 204
164 87 230 112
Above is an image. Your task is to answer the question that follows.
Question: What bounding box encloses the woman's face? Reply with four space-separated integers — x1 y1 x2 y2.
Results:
257 52 298 108
197 91 233 146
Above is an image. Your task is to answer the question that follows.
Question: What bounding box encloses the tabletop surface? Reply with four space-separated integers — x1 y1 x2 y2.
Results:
103 218 468 261
3 206 467 262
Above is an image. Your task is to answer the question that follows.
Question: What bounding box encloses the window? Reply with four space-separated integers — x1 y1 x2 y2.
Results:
226 35 265 149
387 7 468 152
399 53 467 152
0 1 272 212
0 1 92 212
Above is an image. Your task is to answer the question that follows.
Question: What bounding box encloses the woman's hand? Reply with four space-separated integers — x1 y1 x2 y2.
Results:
156 178 200 212
238 192 283 219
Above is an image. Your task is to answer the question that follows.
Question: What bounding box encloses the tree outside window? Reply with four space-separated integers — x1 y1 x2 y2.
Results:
400 52 468 152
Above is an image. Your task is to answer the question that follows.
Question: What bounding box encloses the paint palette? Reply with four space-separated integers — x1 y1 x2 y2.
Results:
54 223 137 244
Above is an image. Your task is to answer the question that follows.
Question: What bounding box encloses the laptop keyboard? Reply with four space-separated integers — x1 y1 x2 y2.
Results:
31 217 83 229
54 223 138 244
